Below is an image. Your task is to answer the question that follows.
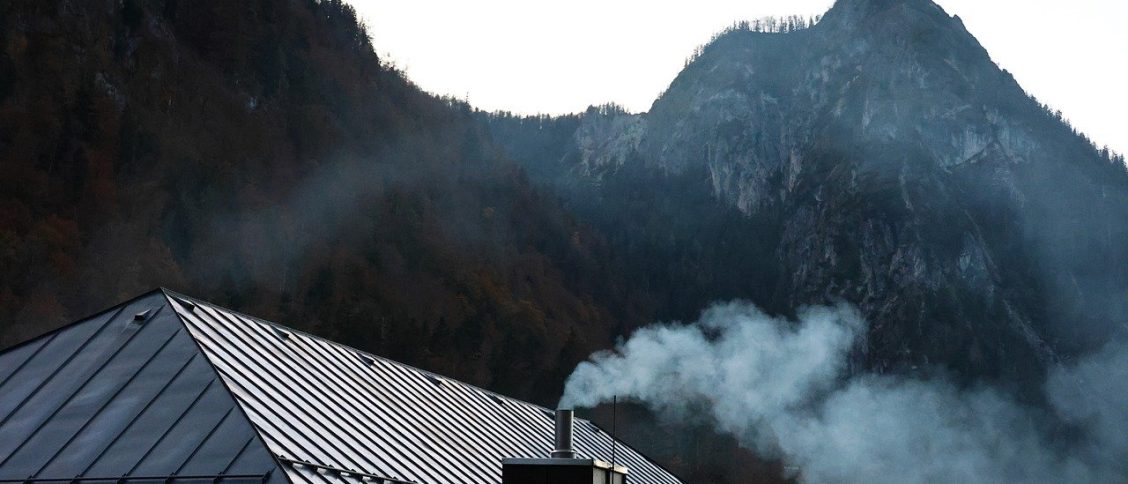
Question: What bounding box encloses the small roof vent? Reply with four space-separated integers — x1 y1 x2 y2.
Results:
272 326 291 341
357 354 375 367
133 309 152 322
175 297 197 311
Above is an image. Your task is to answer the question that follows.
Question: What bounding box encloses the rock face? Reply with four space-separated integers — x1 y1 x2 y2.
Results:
486 0 1128 390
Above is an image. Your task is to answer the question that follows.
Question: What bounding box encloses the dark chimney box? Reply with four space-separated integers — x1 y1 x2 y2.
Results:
502 458 627 484
502 409 628 484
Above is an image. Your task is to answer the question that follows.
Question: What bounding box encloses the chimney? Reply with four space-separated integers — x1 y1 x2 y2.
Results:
502 408 628 484
551 409 576 458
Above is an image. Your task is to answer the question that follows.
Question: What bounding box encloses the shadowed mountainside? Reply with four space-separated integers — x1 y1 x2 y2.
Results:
0 0 668 404
483 0 1128 398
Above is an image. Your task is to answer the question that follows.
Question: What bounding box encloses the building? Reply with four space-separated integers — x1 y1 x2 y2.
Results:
0 289 683 484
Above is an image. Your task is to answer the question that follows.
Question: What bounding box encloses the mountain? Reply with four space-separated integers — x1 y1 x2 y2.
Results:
3 0 1126 482
0 0 669 404
484 0 1128 394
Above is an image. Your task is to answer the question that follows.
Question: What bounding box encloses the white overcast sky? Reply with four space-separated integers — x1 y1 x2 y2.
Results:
349 0 1126 155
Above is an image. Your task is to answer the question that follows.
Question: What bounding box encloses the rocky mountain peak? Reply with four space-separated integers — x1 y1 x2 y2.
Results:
488 0 1128 400
637 0 1035 186
821 0 950 27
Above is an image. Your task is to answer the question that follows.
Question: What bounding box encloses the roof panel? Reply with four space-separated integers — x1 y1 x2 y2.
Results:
129 384 237 475
280 334 443 482
0 335 49 386
180 309 366 470
167 291 683 484
83 356 216 476
2 312 181 477
229 321 426 479
0 308 119 434
175 414 257 475
33 326 199 477
0 292 282 484
3 290 682 484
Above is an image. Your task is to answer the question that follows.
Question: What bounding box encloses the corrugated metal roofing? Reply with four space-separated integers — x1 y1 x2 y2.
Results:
0 289 683 484
0 292 281 484
165 290 683 484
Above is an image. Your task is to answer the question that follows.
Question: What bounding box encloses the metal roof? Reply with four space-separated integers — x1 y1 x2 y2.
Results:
1 290 683 484
0 292 281 484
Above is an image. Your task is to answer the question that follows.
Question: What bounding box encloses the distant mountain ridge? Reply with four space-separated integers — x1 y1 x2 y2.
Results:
484 0 1128 393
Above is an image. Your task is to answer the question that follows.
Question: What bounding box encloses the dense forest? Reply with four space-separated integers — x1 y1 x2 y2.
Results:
0 0 646 401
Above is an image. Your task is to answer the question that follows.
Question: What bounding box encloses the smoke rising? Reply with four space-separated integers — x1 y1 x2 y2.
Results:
560 301 1128 483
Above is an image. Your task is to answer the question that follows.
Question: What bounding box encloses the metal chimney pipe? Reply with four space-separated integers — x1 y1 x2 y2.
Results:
550 409 575 458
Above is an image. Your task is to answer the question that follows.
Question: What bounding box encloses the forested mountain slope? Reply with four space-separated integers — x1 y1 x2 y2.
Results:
0 0 658 403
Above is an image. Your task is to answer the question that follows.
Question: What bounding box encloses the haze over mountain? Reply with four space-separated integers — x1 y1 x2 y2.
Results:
0 0 654 403
485 0 1128 479
356 0 1128 157
1 0 1126 482
486 0 1128 389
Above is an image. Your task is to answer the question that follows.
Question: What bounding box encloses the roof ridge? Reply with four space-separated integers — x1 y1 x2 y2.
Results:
0 288 167 356
160 289 682 483
0 290 286 483
3 289 682 483
159 289 579 422
157 289 297 484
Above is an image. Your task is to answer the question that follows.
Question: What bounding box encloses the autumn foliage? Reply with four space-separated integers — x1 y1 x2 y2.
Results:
0 0 660 404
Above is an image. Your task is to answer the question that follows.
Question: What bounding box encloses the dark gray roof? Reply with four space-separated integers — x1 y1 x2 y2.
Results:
0 290 683 484
0 291 281 484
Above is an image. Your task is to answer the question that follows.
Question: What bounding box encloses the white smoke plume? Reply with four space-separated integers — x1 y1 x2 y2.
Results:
560 301 1128 483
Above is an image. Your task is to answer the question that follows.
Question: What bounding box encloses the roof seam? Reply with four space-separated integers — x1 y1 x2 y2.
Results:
126 378 216 476
159 290 296 484
76 351 202 478
161 290 564 416
0 304 134 466
191 308 397 476
31 324 186 477
224 315 441 481
0 333 56 390
159 290 683 484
